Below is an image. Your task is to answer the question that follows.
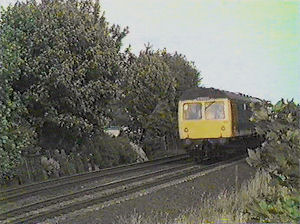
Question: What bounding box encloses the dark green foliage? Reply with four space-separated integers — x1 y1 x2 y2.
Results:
124 48 175 131
159 49 201 95
120 47 200 153
0 0 201 184
247 99 300 188
246 99 300 222
0 0 128 153
8 136 138 184
119 47 176 149
0 3 36 181
81 135 138 168
246 188 300 222
0 81 35 181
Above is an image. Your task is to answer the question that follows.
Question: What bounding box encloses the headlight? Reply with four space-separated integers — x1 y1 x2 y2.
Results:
221 126 225 131
184 128 189 132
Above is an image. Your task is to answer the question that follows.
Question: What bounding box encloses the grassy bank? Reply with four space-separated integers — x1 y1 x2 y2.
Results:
116 169 299 224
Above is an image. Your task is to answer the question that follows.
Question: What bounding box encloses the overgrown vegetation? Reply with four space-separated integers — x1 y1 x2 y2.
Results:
246 99 300 222
0 0 128 152
116 170 298 224
0 0 200 184
248 99 300 189
0 81 35 180
119 47 199 155
80 135 138 169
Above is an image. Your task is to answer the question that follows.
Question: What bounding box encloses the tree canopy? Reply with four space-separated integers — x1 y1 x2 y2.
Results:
0 0 128 153
118 46 200 149
0 0 201 182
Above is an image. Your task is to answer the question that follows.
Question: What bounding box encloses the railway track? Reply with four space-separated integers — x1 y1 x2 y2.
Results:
1 153 246 224
0 154 189 222
0 153 188 203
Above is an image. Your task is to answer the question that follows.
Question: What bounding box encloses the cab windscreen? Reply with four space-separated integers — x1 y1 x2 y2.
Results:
205 102 225 119
183 103 202 120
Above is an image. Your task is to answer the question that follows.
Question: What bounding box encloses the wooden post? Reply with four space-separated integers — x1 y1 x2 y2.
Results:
24 158 32 183
235 164 238 201
234 164 239 204
164 136 167 151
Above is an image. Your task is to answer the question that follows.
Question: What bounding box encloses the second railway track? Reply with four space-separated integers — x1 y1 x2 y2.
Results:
0 153 188 202
1 153 246 224
0 154 189 221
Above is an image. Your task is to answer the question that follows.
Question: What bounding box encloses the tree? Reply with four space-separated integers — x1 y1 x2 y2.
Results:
121 47 176 142
160 49 201 95
0 81 35 181
158 49 201 138
0 0 128 153
119 46 201 153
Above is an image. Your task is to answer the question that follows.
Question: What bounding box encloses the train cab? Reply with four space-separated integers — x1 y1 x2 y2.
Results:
178 98 233 139
178 87 262 162
178 87 261 142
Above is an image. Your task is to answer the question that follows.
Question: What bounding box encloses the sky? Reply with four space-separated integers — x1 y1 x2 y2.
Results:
1 0 300 104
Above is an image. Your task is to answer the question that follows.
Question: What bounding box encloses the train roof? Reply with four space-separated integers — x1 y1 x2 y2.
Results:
179 87 262 103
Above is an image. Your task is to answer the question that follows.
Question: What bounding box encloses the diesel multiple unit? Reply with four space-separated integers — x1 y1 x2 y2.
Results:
178 87 262 161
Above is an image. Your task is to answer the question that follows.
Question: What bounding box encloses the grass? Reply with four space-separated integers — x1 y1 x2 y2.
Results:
115 170 298 224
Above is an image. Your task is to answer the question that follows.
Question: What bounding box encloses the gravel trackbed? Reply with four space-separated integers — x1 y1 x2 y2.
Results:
43 159 256 224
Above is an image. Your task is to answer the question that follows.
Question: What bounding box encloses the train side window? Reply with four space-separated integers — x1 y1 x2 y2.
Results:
183 103 202 120
205 102 225 120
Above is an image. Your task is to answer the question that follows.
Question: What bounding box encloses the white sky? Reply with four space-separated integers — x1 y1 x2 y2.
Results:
1 0 300 104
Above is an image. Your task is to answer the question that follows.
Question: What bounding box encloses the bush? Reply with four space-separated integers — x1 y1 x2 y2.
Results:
81 135 138 169
0 84 35 182
246 99 300 222
247 99 300 188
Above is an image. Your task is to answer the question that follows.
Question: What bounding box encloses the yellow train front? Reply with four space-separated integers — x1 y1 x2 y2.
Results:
178 87 261 162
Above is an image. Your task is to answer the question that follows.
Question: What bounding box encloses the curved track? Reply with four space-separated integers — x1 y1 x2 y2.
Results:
0 154 189 222
0 154 188 202
1 153 246 224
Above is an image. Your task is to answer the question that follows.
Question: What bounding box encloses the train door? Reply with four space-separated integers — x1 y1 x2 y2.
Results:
231 101 239 136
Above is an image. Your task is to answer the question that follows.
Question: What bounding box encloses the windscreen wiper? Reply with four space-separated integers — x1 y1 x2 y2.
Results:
205 101 215 110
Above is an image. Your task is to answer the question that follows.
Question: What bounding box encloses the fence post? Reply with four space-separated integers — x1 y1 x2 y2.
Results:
24 158 32 183
235 164 238 203
163 136 167 151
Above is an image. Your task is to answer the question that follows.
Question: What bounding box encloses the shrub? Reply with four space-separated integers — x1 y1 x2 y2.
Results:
247 99 300 188
0 84 35 182
81 134 138 169
246 99 300 222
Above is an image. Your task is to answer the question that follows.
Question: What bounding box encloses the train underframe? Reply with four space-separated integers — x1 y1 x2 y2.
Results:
184 134 264 163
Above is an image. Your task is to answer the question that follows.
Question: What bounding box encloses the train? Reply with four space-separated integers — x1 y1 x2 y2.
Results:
178 87 263 162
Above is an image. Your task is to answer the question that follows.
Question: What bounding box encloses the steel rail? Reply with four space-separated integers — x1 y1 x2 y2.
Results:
5 154 246 224
0 153 188 202
1 163 193 222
